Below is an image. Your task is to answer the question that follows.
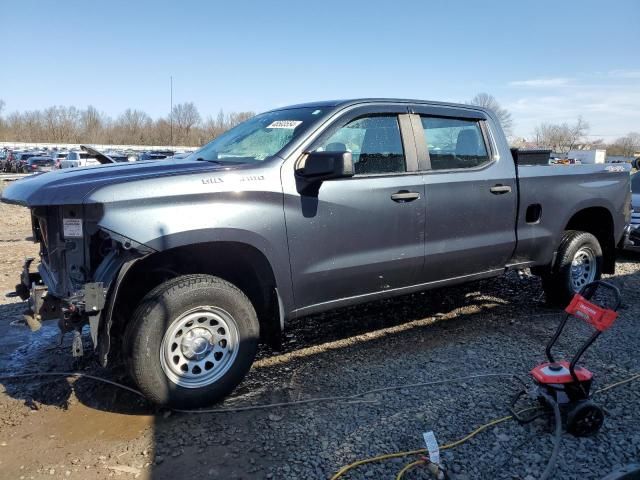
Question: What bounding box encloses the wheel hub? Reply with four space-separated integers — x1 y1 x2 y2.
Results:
571 247 596 291
180 328 214 360
160 306 239 388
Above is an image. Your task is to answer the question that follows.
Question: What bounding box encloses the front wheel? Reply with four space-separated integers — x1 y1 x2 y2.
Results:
541 230 602 306
125 274 259 408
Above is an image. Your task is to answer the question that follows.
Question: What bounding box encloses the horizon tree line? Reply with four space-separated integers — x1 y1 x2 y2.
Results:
0 99 254 147
0 96 638 155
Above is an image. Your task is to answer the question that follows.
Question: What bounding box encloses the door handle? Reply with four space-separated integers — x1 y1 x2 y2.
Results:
490 185 512 195
391 191 421 202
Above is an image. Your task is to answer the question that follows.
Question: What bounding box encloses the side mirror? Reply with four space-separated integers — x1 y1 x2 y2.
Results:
295 151 354 195
297 150 354 180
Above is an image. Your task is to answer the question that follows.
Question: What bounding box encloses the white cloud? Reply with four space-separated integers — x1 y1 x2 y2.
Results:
504 70 640 138
608 69 640 79
505 84 640 138
509 77 572 87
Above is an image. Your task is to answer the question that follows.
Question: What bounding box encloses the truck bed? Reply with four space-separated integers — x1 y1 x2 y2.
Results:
511 163 631 268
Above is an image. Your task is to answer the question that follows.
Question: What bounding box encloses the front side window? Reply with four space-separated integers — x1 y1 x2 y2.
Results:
421 117 490 170
316 115 405 175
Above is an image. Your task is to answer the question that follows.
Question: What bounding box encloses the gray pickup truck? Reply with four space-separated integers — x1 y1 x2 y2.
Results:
2 99 631 407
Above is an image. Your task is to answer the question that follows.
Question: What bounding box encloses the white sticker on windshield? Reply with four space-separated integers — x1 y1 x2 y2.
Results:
266 120 302 129
63 218 83 238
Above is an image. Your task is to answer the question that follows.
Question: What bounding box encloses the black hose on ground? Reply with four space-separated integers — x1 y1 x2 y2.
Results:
539 396 562 480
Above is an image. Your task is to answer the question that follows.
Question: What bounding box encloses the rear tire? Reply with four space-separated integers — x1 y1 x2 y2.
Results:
125 274 259 408
542 230 602 307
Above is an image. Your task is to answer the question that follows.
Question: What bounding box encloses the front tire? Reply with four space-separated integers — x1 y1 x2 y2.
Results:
541 230 602 306
125 274 259 408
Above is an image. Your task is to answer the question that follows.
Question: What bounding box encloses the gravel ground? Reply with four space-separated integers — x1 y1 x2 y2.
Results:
0 183 638 479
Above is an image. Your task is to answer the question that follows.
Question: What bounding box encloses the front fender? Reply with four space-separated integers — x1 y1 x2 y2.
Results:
144 228 293 314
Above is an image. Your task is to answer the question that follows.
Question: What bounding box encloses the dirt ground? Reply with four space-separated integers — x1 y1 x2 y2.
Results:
1 176 639 480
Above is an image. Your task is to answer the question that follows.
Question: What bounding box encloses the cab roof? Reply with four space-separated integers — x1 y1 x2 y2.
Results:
270 98 487 113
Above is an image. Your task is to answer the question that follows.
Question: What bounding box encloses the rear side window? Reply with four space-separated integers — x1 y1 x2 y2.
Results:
420 117 490 170
317 115 405 175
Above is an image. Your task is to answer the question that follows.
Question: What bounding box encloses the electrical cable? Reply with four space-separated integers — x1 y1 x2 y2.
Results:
0 371 519 414
173 372 518 414
2 368 639 480
331 413 519 480
0 371 146 398
395 459 426 480
594 373 640 395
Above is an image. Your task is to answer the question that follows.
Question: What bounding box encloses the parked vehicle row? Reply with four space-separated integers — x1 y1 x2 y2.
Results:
1 151 56 173
1 147 189 173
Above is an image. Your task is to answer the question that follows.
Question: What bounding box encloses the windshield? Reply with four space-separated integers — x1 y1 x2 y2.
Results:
192 107 324 163
632 172 640 193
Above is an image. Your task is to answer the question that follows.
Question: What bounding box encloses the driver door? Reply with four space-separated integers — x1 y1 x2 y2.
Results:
281 106 426 314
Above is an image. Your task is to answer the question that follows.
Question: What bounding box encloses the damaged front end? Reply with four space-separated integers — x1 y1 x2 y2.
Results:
9 203 152 359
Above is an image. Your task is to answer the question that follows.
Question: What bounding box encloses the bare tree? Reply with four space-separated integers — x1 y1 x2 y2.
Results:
467 93 514 137
204 109 254 140
81 106 105 143
533 117 590 153
566 116 589 152
172 102 201 144
0 102 254 146
614 132 640 158
116 109 152 144
0 99 5 136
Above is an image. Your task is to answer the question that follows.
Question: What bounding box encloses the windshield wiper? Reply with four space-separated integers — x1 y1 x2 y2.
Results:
196 157 226 164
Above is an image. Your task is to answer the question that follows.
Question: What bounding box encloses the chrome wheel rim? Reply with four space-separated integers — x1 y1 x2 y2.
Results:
570 247 596 291
160 306 239 388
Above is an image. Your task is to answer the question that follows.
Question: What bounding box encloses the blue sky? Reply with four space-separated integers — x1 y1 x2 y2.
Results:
1 0 638 139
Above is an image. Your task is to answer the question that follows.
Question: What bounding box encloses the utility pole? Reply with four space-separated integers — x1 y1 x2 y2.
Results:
170 76 173 147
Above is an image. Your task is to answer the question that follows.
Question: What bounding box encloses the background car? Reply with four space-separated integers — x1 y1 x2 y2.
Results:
137 150 174 161
51 151 68 169
12 152 43 172
102 151 130 162
625 172 640 250
59 151 100 168
22 156 55 173
2 151 18 172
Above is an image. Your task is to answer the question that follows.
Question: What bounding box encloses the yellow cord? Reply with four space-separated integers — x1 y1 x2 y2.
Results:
395 459 426 480
331 371 640 480
594 373 640 394
329 448 426 480
439 414 513 450
330 414 515 480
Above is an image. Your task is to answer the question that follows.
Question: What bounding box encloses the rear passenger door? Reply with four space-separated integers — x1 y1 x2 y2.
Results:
410 107 518 282
282 106 426 312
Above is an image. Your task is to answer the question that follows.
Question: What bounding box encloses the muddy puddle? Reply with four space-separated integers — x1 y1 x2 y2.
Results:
35 402 154 443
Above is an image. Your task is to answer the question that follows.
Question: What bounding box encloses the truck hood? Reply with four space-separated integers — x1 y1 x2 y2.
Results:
1 159 244 207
